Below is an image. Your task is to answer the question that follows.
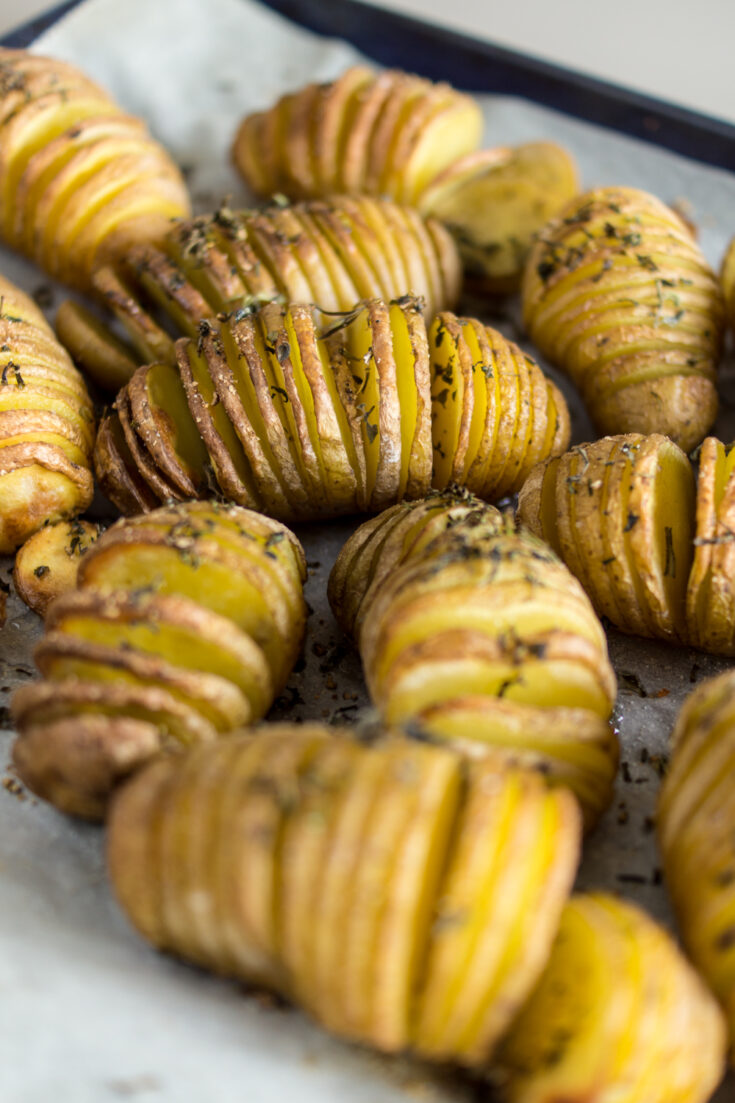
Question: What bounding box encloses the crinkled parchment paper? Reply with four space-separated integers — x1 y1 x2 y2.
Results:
1 1 735 1099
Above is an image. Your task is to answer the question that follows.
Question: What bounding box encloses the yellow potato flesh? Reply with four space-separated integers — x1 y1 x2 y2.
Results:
429 314 466 486
340 307 380 497
382 654 611 722
147 361 208 484
459 320 489 475
53 608 271 720
281 311 331 493
405 102 482 205
389 302 418 498
78 544 283 673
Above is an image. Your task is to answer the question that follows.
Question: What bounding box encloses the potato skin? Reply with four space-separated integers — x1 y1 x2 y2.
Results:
0 48 190 290
11 501 307 818
659 669 735 1051
108 725 581 1066
13 519 100 617
0 274 94 553
522 186 724 452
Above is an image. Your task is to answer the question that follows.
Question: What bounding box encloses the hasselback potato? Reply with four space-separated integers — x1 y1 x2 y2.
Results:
11 501 307 818
658 669 735 1052
232 67 483 206
495 893 726 1102
0 272 94 552
518 433 696 643
522 186 725 451
108 724 581 1065
330 494 618 827
64 196 461 383
96 300 569 522
0 49 189 290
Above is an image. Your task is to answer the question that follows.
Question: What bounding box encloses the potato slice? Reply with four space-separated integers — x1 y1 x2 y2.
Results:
115 387 181 504
175 333 261 509
94 410 159 516
14 714 161 820
414 761 580 1066
126 361 208 499
311 66 374 193
47 589 273 719
399 92 484 207
35 632 251 733
93 262 176 366
14 518 100 617
54 299 138 391
685 438 732 652
429 312 474 488
341 70 396 192
496 893 726 1103
389 298 432 499
0 442 93 554
413 697 618 831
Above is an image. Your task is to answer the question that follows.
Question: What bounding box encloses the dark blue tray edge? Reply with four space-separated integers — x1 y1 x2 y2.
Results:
4 0 735 173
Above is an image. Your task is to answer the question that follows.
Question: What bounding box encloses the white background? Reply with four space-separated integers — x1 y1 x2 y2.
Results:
4 0 735 125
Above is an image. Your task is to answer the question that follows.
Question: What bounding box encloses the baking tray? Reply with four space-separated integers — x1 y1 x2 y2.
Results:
1 2 735 1100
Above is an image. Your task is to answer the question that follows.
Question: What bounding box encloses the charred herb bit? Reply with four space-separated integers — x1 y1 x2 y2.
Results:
357 403 378 445
536 258 558 283
619 671 648 698
1 361 24 387
320 304 365 340
264 531 285 559
621 760 632 784
636 253 658 272
602 556 616 566
689 659 701 684
591 256 613 283
32 284 54 310
663 526 676 578
715 868 735 888
433 387 450 408
623 511 639 533
33 565 50 579
715 927 735 953
617 872 647 885
621 230 643 247
270 385 289 403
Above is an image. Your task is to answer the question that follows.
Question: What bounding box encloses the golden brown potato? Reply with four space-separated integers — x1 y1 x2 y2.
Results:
495 893 726 1102
329 499 618 827
418 142 579 294
0 49 190 291
522 186 725 451
73 197 460 380
11 501 307 819
55 300 139 392
659 669 735 1051
0 273 94 553
108 725 581 1065
430 313 570 500
232 67 483 207
13 518 100 617
518 433 696 643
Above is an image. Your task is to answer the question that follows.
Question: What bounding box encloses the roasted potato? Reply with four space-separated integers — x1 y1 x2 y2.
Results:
13 518 101 617
108 725 581 1065
0 49 189 291
330 499 618 827
11 501 307 819
522 186 725 451
69 196 461 383
658 669 735 1052
232 67 483 207
495 893 726 1102
518 433 696 643
0 273 94 553
430 313 570 500
418 142 579 294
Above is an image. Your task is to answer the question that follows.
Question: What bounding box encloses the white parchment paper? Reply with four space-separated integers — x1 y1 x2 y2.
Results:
1 0 735 1099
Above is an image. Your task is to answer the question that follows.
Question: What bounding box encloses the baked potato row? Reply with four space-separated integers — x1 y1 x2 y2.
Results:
0 272 94 554
522 186 725 452
59 195 462 388
107 725 725 1099
94 298 569 522
231 66 578 294
518 432 735 655
0 49 189 290
11 501 307 818
329 492 618 828
659 668 735 1054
